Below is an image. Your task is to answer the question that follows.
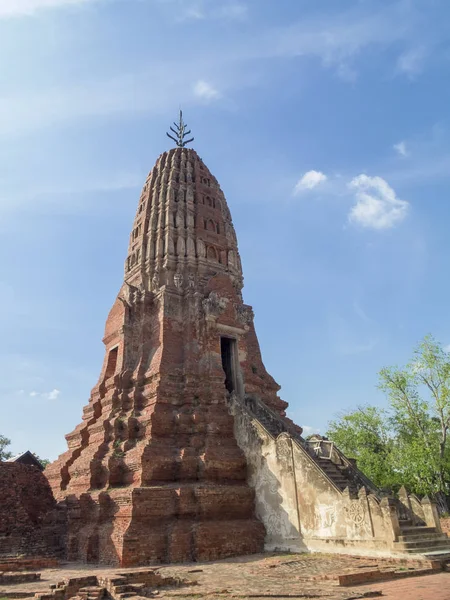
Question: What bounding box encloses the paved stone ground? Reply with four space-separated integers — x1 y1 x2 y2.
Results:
355 572 450 599
1 553 449 600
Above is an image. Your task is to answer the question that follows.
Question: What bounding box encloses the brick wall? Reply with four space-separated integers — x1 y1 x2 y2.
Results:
0 462 66 557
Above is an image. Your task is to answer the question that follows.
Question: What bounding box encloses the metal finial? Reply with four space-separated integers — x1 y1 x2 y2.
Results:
166 110 195 148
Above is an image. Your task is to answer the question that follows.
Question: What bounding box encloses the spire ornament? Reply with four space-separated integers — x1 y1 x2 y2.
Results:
166 110 195 148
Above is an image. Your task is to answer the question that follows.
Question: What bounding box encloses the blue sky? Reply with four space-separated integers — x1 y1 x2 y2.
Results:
2 0 450 460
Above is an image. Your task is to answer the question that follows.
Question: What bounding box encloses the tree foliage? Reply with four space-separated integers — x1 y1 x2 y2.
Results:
33 454 50 469
0 434 12 461
327 406 397 491
0 434 50 467
327 335 450 506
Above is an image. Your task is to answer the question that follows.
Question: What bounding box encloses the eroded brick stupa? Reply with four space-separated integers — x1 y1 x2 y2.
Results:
46 116 450 566
46 117 289 565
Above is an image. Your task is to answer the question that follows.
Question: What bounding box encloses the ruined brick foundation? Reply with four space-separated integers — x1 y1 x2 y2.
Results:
0 463 65 558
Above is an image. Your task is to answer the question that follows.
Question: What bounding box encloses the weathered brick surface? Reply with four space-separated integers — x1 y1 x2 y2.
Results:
45 148 294 565
0 463 65 558
0 557 60 571
0 571 40 584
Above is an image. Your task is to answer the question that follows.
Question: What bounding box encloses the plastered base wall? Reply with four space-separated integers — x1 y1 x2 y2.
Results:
229 396 394 556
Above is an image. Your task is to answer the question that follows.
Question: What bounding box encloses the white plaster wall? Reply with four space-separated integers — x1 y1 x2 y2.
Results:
230 396 392 554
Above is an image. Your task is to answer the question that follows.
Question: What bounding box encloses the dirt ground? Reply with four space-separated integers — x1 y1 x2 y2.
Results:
1 552 450 600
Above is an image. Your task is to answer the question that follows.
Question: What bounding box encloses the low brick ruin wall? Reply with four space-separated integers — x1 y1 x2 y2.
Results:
441 517 450 535
0 462 66 558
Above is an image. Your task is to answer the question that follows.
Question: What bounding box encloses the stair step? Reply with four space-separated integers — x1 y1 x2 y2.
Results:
113 585 136 593
400 526 437 535
422 551 450 558
394 541 450 553
398 533 448 542
403 546 450 554
396 538 450 549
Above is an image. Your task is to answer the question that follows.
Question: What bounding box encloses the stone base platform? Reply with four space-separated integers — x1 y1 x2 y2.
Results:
64 484 264 565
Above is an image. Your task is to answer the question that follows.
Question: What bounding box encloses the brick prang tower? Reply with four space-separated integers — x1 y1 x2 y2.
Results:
47 144 290 566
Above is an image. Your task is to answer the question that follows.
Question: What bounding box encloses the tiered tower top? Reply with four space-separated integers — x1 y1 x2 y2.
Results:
125 147 243 298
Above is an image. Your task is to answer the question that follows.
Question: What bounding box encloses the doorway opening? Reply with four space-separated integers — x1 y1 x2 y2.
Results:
221 337 236 394
105 347 118 380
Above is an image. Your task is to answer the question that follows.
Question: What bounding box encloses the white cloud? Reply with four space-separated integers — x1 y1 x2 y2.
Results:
397 47 427 79
252 3 414 81
294 170 327 194
216 2 247 20
394 141 409 157
348 174 409 230
0 66 195 137
444 345 450 353
0 0 90 18
0 171 143 218
302 425 320 436
30 388 60 400
0 0 248 21
193 80 221 102
168 0 247 21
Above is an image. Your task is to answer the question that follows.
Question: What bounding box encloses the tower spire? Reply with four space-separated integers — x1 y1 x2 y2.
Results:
166 110 194 148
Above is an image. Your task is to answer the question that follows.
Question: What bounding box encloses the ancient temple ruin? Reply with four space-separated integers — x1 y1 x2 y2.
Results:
46 120 450 565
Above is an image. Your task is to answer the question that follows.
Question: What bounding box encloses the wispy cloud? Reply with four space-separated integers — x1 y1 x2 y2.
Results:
0 0 248 20
397 46 428 79
394 141 409 157
167 0 248 22
249 2 416 80
444 344 450 353
0 171 142 217
329 313 379 356
302 425 320 437
0 2 439 138
294 170 327 193
30 389 61 400
193 79 221 102
348 175 409 230
353 300 372 324
217 2 247 20
0 0 90 19
0 66 196 137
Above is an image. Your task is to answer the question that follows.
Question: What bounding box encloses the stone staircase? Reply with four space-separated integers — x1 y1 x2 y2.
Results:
393 522 450 557
98 570 192 600
77 586 106 600
238 393 450 560
241 394 375 496
107 579 149 600
315 458 359 494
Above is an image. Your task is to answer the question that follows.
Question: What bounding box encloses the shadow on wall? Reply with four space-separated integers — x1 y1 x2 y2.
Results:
65 492 121 565
229 398 308 553
0 463 66 558
256 453 309 553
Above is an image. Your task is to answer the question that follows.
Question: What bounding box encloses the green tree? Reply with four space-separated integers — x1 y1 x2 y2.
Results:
327 405 397 490
327 335 450 511
33 454 50 469
0 434 12 460
379 335 450 507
